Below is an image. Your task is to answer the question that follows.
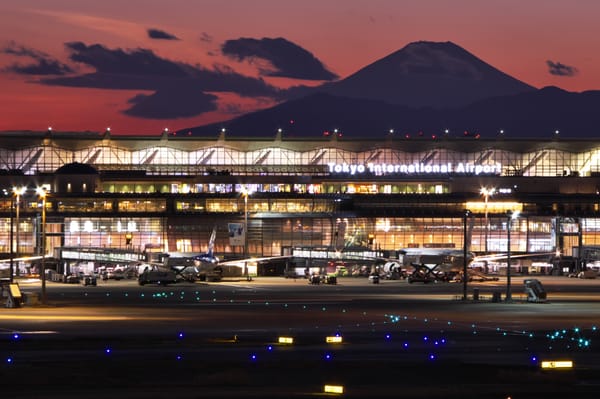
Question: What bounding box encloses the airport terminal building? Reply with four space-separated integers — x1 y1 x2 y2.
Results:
2 129 600 275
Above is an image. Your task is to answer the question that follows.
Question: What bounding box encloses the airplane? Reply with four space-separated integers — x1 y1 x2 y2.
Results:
158 228 291 282
397 247 475 273
383 247 555 283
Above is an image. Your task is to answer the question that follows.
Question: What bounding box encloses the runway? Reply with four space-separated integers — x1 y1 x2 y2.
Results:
2 275 600 398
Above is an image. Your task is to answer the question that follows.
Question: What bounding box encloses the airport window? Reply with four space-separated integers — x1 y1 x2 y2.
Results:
117 199 166 212
176 200 206 212
176 239 192 252
57 199 113 213
63 217 163 249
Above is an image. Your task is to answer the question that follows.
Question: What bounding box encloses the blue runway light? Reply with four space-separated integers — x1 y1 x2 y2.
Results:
324 353 332 360
105 348 112 354
12 333 20 340
7 357 13 364
178 332 184 339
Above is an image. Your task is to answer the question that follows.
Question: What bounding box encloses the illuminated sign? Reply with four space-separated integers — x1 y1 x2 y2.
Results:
327 162 502 176
324 385 344 394
326 335 343 343
292 248 382 259
60 250 142 262
541 360 574 369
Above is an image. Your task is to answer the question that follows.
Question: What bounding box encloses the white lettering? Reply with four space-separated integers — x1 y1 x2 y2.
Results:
326 162 502 175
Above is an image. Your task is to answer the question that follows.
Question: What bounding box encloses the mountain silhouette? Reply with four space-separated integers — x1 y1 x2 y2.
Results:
313 41 535 108
181 41 600 139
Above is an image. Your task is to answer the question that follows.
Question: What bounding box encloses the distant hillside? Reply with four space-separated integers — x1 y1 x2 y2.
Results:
183 88 600 139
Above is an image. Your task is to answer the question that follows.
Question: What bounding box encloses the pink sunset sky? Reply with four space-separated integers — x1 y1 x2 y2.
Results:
0 0 598 135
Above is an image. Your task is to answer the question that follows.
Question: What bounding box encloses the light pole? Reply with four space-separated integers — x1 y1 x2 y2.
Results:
9 186 26 282
242 187 249 258
480 187 495 253
462 209 471 301
13 187 25 279
9 195 14 283
240 186 251 281
505 210 518 302
36 187 47 304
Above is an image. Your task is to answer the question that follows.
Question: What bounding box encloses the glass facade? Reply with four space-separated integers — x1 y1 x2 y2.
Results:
2 132 600 267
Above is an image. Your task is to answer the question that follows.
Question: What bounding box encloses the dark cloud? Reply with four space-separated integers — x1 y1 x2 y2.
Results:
39 42 281 118
1 41 73 75
64 41 189 76
125 83 218 119
147 28 179 40
546 60 578 77
222 37 338 81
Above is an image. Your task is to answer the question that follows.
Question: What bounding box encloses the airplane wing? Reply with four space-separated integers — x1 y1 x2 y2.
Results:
0 255 45 263
474 252 556 262
217 255 293 266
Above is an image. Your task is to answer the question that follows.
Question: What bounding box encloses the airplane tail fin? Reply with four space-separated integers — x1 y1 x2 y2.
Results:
208 227 216 256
